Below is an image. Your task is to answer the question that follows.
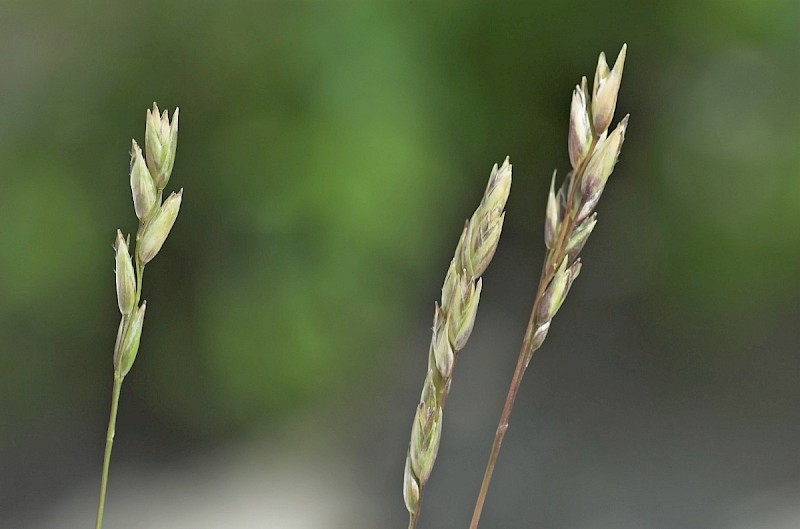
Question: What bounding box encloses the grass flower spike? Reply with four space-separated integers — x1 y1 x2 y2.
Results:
469 45 629 529
404 159 512 529
95 103 183 529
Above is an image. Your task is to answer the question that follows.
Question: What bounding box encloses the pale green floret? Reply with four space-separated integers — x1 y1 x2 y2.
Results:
537 257 570 323
482 158 512 213
449 277 482 351
118 301 146 377
409 403 442 484
529 320 551 351
403 456 421 514
445 271 468 329
440 259 460 311
566 214 597 261
545 171 560 249
420 375 438 408
580 116 628 200
464 212 505 279
137 189 183 264
130 140 157 221
592 44 627 135
114 230 136 315
566 259 582 293
432 306 454 379
568 77 593 169
461 159 511 278
145 103 179 190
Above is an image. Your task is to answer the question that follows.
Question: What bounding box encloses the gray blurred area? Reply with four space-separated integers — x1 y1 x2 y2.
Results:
1 1 799 528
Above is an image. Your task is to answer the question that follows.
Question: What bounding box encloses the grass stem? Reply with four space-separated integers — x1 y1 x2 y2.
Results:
95 374 122 529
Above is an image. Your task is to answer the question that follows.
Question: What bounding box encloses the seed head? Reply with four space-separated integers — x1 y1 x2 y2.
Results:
402 159 511 522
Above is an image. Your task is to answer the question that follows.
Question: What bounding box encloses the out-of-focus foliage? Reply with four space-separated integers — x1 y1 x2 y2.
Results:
0 0 798 447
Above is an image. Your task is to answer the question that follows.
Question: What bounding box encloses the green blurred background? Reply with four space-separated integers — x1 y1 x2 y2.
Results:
1 1 799 528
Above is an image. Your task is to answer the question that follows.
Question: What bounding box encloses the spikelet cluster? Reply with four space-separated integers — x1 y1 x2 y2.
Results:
527 44 628 357
112 103 182 379
403 159 512 524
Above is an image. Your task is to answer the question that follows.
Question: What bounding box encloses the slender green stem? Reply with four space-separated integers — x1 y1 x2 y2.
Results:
468 138 599 529
95 374 122 529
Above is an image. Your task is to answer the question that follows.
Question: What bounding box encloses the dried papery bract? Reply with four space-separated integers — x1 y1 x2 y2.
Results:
469 45 630 529
403 159 511 529
95 104 183 529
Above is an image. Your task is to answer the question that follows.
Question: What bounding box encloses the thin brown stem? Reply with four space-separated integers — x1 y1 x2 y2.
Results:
468 138 599 529
467 346 528 528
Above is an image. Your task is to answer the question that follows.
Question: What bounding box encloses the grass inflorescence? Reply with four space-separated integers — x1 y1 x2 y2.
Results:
95 103 183 529
469 44 629 528
403 159 512 529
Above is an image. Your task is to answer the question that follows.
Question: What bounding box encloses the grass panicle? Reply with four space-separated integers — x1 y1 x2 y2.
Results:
403 159 512 529
95 103 183 529
468 44 629 529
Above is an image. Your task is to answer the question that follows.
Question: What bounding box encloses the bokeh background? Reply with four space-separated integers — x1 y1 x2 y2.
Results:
1 1 799 528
